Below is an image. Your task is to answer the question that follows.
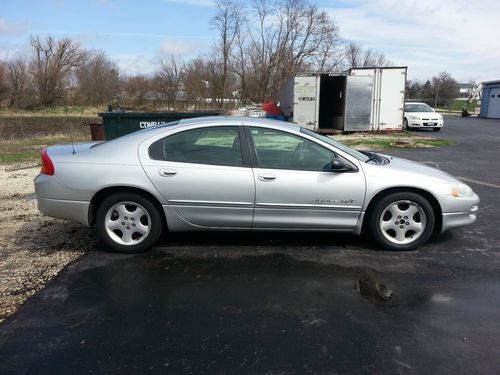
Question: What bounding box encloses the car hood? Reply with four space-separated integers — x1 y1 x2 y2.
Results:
363 155 460 186
405 112 441 118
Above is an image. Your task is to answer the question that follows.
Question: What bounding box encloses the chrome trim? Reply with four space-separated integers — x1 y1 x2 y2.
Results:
169 199 254 208
255 202 362 210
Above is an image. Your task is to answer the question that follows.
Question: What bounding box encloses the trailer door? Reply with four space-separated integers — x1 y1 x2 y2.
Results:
377 68 406 130
293 75 319 130
345 75 373 131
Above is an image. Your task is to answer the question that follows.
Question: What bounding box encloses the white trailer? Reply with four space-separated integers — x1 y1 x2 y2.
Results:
279 67 407 132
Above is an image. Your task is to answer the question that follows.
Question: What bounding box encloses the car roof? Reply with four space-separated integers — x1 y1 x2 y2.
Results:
177 115 301 131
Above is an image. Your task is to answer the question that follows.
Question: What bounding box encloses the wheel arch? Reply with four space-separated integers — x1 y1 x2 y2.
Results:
89 186 167 229
363 187 443 233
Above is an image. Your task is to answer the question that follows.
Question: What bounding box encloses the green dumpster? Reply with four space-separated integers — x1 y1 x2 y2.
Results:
99 111 221 140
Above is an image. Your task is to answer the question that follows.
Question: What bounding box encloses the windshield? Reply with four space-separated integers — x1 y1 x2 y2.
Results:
405 103 434 112
300 128 369 162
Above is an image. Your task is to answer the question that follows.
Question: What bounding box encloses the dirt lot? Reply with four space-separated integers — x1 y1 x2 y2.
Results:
0 164 93 323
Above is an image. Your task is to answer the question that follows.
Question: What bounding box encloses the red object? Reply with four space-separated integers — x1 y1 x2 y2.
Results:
262 101 282 115
41 148 55 176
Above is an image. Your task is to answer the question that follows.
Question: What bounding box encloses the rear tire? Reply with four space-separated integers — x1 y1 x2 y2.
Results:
96 192 163 253
367 192 435 251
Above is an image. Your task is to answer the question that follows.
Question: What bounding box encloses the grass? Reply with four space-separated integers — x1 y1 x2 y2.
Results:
0 106 103 117
340 137 456 150
331 130 456 150
435 99 480 114
0 134 91 164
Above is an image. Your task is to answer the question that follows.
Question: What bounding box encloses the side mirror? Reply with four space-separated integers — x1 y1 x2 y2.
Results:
324 157 353 172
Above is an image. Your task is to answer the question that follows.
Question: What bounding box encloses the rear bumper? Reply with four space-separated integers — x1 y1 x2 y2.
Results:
37 197 90 226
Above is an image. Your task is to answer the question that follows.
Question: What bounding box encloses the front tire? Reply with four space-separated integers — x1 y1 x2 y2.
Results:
367 192 435 251
96 192 163 253
403 118 409 130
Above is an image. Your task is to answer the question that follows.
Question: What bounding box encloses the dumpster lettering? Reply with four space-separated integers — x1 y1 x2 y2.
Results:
139 121 168 129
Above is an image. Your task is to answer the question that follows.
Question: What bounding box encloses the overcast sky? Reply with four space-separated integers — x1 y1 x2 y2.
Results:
1 0 498 83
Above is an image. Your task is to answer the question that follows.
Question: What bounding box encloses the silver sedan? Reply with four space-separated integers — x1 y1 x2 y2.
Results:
35 116 479 253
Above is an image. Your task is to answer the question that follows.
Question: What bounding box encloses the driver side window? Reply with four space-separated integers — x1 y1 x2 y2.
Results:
250 127 334 171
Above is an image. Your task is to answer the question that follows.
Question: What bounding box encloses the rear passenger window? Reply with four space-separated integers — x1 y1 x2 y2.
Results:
149 126 242 167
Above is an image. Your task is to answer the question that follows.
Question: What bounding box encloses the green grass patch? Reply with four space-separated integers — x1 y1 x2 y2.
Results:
340 137 456 150
436 99 479 113
0 106 103 117
0 134 91 164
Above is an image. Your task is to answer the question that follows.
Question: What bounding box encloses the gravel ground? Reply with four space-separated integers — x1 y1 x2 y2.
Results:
0 164 94 323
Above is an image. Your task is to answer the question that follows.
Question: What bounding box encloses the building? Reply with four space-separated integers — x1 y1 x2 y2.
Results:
480 80 500 118
458 83 474 99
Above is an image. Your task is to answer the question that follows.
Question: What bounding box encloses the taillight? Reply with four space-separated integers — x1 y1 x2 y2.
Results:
41 148 55 176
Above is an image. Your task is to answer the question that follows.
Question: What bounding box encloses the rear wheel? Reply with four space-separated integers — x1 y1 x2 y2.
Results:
367 192 435 251
96 193 163 253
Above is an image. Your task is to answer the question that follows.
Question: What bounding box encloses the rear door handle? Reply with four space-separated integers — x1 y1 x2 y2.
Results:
258 174 276 182
159 168 177 177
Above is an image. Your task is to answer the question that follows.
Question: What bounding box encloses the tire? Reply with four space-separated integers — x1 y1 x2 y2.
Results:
433 128 441 132
403 118 409 130
96 192 163 253
367 192 435 251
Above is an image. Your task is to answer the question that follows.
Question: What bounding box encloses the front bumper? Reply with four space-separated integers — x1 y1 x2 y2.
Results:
440 193 480 232
408 118 444 128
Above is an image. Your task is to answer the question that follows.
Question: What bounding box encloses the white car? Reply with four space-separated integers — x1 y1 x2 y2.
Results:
404 102 443 131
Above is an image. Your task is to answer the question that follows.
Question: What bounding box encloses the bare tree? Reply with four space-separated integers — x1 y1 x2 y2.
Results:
183 58 209 109
210 0 243 107
7 58 34 109
230 27 249 104
343 42 361 69
30 35 84 106
0 61 9 107
156 54 185 109
75 50 120 106
314 24 343 72
432 71 459 108
122 75 150 105
242 0 341 102
343 41 391 69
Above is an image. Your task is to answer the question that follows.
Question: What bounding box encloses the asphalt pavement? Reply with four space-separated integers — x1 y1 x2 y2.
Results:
1 116 499 374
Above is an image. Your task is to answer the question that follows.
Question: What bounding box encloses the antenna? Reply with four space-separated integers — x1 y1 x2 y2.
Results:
69 121 76 154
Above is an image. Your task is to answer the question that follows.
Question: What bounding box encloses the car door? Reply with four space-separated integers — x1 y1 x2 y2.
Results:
140 125 255 228
246 126 365 230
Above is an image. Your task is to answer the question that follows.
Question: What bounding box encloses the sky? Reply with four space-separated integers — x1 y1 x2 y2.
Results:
0 0 499 83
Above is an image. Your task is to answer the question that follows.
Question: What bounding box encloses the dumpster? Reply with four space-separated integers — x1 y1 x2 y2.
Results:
99 111 221 140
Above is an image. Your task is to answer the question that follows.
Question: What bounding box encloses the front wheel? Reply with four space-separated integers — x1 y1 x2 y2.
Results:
367 192 435 251
96 192 163 253
403 118 409 130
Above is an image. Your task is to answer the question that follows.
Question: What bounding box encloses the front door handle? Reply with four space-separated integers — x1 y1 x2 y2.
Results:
159 168 177 177
258 174 276 182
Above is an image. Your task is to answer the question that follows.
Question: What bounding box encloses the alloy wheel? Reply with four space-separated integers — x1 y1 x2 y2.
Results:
379 200 426 245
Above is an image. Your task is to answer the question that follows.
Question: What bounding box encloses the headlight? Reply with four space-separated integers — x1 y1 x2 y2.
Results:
409 116 419 120
451 183 473 197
